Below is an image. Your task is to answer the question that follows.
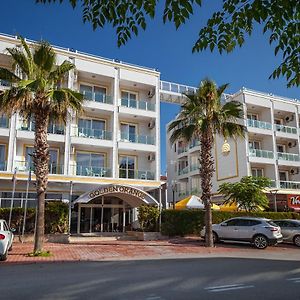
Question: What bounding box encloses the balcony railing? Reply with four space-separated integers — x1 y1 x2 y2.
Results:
178 189 188 198
0 116 9 128
74 165 111 177
119 169 155 180
0 162 6 171
190 140 200 149
190 164 200 172
280 181 300 189
120 98 155 111
15 161 64 174
83 92 113 104
120 132 155 145
178 166 189 176
249 149 274 159
191 188 201 195
277 152 300 162
275 124 297 134
178 146 188 154
47 124 65 135
247 119 272 130
75 127 112 140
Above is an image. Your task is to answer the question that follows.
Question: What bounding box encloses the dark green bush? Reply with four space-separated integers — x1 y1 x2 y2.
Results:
161 209 300 236
0 202 69 234
138 205 160 232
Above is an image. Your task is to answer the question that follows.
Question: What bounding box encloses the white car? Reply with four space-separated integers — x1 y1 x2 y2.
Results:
201 217 283 249
0 219 14 261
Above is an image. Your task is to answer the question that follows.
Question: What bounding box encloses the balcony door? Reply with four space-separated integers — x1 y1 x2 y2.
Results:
78 119 105 138
76 152 105 176
0 145 5 170
247 113 258 120
277 144 286 153
251 168 264 177
121 91 137 108
120 123 136 142
279 171 288 182
248 141 261 150
119 155 135 179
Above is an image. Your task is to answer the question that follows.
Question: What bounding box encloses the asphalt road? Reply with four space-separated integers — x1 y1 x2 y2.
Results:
1 258 300 300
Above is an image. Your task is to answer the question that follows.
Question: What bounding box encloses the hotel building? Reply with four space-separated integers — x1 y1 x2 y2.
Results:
167 88 300 211
0 33 191 234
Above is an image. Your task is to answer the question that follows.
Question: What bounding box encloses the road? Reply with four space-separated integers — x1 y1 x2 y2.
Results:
1 258 300 300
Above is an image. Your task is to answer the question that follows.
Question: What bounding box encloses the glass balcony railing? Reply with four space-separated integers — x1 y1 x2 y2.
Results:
76 127 112 140
120 132 155 145
15 161 64 174
249 149 274 159
121 98 155 111
119 168 155 180
47 124 65 135
0 162 6 171
178 166 189 176
190 164 200 172
74 165 111 177
83 92 113 104
178 190 188 198
190 140 200 149
277 152 300 162
0 115 9 128
247 119 272 130
178 146 188 154
275 124 297 134
280 181 300 190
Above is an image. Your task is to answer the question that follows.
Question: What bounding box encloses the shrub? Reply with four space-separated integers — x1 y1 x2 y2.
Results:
138 205 160 232
161 209 300 236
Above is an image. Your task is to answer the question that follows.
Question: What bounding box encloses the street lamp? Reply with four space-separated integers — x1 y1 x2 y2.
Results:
269 189 279 212
171 180 177 209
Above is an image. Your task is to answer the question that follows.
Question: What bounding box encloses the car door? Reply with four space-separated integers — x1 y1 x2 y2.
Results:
218 219 241 240
235 219 261 241
282 221 300 242
273 221 290 242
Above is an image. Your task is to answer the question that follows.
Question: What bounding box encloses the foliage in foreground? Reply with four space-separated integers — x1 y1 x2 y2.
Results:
137 205 160 232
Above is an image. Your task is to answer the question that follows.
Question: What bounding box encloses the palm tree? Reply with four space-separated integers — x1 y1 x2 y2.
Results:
0 37 83 253
168 79 245 247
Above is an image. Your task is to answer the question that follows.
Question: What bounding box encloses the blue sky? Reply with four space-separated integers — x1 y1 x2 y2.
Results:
0 1 298 174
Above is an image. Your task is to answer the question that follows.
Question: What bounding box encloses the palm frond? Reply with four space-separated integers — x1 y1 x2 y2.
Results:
6 47 30 76
49 60 75 81
33 41 56 73
0 68 20 83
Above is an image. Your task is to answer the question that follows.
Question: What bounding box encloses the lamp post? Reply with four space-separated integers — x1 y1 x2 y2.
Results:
270 189 279 212
171 180 177 209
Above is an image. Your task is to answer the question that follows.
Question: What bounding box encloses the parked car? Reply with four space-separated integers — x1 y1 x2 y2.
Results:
0 219 14 261
201 217 283 249
272 219 300 247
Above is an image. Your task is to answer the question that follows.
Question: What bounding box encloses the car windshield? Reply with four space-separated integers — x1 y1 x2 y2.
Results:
267 221 278 227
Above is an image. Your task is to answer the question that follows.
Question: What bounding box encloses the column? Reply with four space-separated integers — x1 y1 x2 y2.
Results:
155 76 161 181
122 203 126 232
270 100 279 187
112 67 120 178
77 204 81 234
7 113 17 172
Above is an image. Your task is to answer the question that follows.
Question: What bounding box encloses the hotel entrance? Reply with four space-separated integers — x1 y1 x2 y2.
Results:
73 184 158 234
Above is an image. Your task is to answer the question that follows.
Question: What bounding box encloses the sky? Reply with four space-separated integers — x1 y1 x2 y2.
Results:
0 1 298 174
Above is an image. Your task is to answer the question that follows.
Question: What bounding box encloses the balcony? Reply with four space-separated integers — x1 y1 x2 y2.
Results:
83 92 113 104
190 140 200 149
120 132 155 145
277 152 300 162
119 169 155 180
73 165 111 177
47 124 65 135
0 116 9 129
178 146 188 154
247 119 272 130
275 124 297 134
178 166 189 176
249 149 274 159
0 162 6 171
190 164 199 172
75 127 112 140
280 181 300 190
120 98 155 112
15 161 64 174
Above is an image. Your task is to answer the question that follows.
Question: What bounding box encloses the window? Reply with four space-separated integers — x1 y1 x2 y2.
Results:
121 91 137 108
0 145 5 170
25 147 58 170
120 123 137 142
3 221 9 231
80 84 107 102
119 155 135 179
277 144 286 153
274 119 283 125
249 141 261 150
0 115 8 128
224 219 240 226
78 118 105 138
252 168 264 177
76 152 105 176
247 113 258 120
279 171 288 181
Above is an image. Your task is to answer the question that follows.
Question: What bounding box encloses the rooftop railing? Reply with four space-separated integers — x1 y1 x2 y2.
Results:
275 124 297 134
277 152 300 162
160 80 197 95
249 149 274 159
120 98 155 111
120 132 155 145
247 119 272 130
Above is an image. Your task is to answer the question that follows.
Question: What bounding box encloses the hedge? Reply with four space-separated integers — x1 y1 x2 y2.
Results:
161 210 300 236
0 202 68 234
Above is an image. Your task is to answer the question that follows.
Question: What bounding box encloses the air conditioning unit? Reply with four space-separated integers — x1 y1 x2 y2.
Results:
148 153 155 161
148 89 155 98
148 120 155 129
288 141 297 148
285 115 294 123
290 168 299 175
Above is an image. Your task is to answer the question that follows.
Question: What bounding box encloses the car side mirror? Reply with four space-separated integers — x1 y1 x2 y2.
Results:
10 228 16 232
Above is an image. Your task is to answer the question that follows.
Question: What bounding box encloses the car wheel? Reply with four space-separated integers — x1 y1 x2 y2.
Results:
0 251 7 261
253 235 268 249
213 232 219 243
293 235 300 247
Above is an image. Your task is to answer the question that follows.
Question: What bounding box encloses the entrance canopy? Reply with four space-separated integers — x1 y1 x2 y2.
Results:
73 184 158 207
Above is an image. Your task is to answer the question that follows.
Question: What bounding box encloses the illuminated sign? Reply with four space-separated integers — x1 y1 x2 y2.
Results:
287 195 300 210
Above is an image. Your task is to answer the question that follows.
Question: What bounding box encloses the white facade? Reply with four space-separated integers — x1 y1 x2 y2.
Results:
167 88 300 211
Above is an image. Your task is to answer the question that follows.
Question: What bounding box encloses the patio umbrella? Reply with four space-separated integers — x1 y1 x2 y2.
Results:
175 195 220 210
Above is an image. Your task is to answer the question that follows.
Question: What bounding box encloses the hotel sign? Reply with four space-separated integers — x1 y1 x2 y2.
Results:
287 195 300 210
89 185 146 200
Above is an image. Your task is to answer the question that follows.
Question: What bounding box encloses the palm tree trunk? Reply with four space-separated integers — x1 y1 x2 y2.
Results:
33 112 49 253
199 129 215 247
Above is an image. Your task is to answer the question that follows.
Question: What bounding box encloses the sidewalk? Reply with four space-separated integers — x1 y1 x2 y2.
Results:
4 238 300 264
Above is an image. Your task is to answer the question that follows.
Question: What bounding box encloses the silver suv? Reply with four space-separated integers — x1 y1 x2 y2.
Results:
201 217 283 249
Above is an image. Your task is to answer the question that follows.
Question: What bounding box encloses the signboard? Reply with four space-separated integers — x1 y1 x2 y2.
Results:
287 195 300 210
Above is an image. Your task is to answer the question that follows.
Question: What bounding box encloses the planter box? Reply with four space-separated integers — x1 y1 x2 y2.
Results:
127 231 166 241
